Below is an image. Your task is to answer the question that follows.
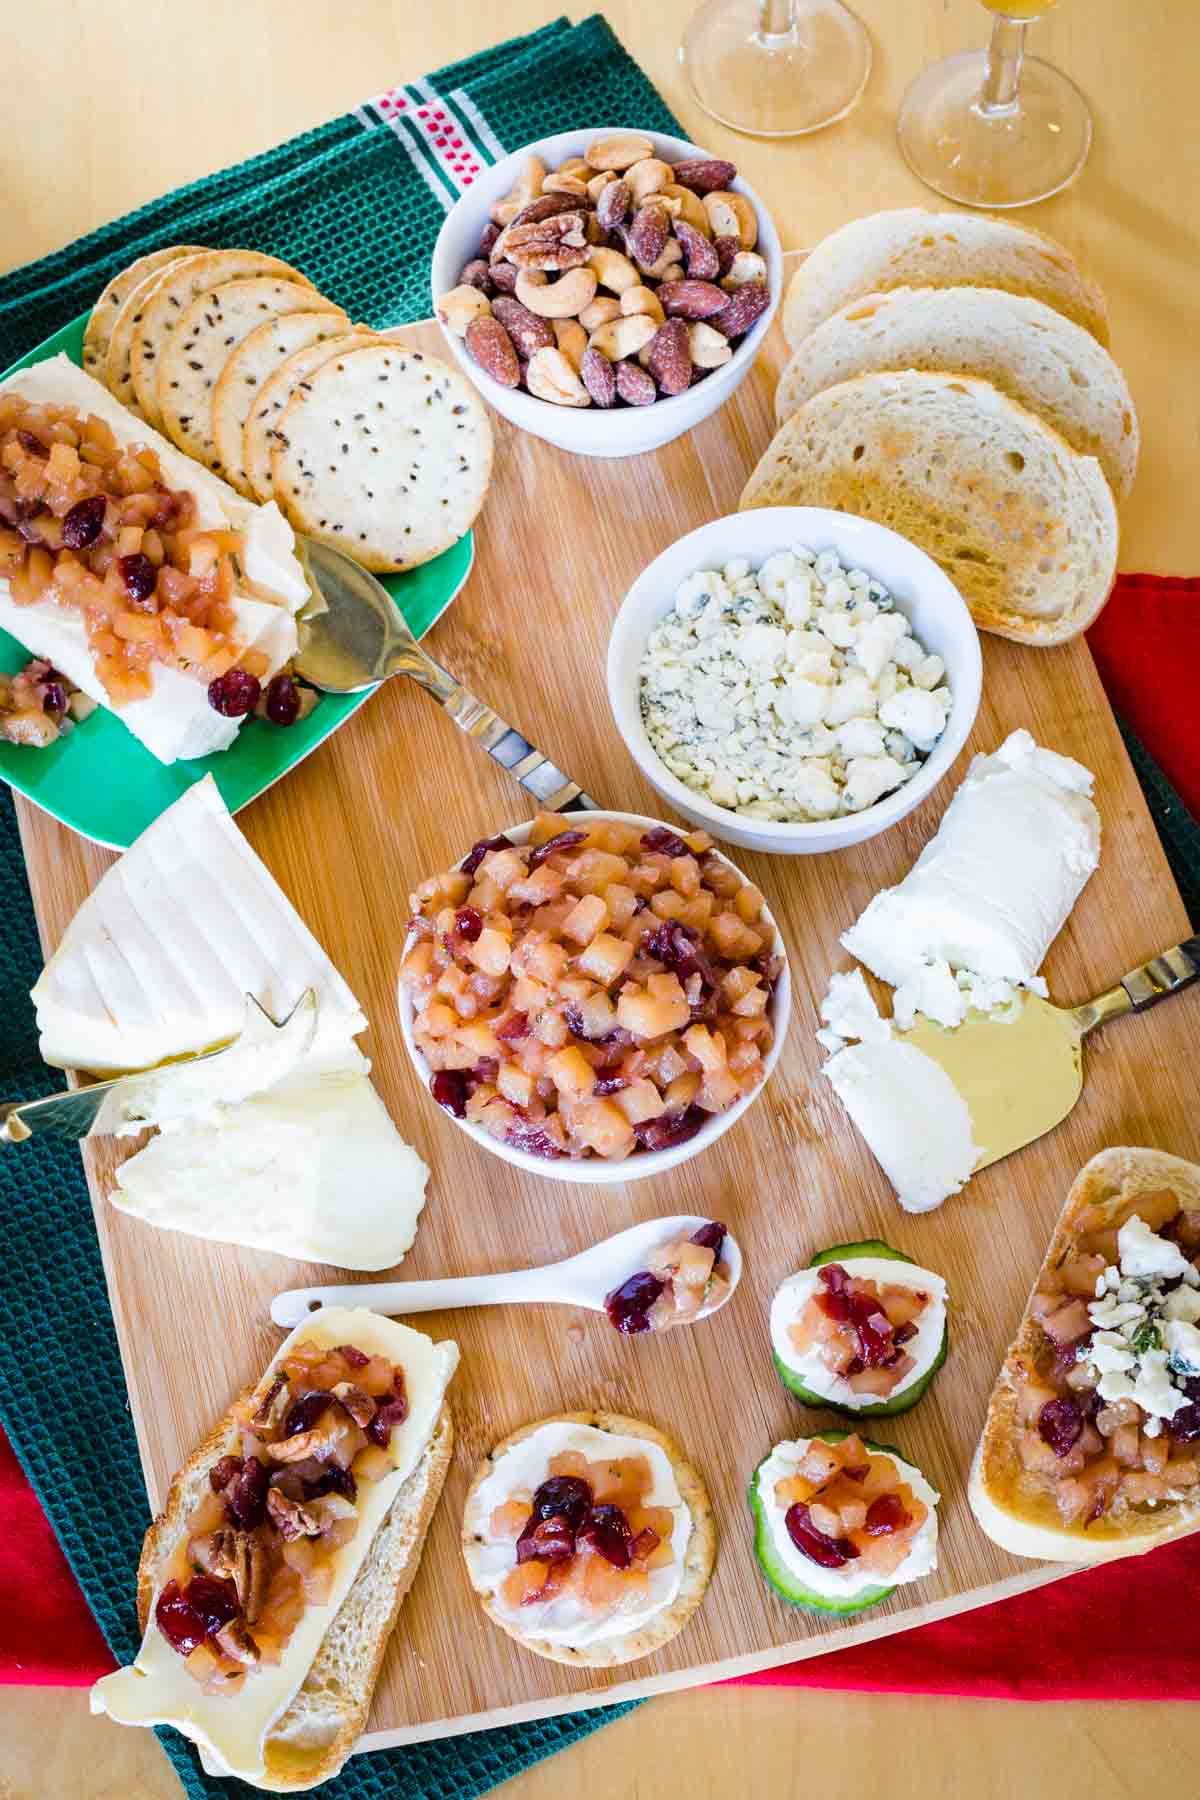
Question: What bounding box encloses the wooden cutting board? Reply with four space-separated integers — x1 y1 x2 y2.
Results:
13 299 1200 1752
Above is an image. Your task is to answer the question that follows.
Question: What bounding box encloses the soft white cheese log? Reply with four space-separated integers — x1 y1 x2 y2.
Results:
824 1037 980 1213
90 1307 458 1783
0 355 309 765
33 774 367 1072
842 729 1100 991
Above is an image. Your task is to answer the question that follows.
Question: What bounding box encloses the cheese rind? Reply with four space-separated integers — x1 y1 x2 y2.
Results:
89 1307 458 1782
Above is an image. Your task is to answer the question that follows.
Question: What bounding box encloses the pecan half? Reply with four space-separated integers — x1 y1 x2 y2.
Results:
215 1618 261 1666
331 1381 377 1429
267 1485 324 1541
250 1377 289 1437
232 1531 269 1623
499 213 589 272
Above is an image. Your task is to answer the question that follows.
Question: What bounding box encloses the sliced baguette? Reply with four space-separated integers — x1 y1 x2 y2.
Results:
971 1147 1200 1565
775 286 1139 501
133 1396 453 1792
783 208 1110 348
740 369 1118 645
462 1410 716 1669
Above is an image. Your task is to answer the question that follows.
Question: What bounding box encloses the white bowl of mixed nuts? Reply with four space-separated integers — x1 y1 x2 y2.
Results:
398 810 790 1183
430 128 783 459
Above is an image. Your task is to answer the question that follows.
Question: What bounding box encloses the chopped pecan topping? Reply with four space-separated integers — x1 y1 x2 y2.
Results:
189 1528 236 1578
331 1382 376 1429
266 1486 324 1542
232 1532 269 1624
249 1377 289 1436
215 1618 261 1666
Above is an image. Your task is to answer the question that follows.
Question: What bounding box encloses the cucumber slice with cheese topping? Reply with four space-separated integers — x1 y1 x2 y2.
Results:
771 1240 949 1418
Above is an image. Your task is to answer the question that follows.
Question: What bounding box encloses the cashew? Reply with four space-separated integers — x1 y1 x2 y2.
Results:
620 285 665 325
436 285 492 337
702 190 757 249
588 246 641 295
579 295 622 331
516 266 598 319
525 346 591 406
721 250 768 290
584 132 654 172
556 156 592 181
491 155 547 226
636 237 684 282
687 321 733 369
588 314 659 361
584 212 605 245
625 157 673 203
586 170 616 203
543 172 589 198
552 318 588 371
662 184 711 235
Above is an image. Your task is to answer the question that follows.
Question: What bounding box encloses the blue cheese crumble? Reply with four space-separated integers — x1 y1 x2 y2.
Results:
638 547 953 823
1082 1213 1200 1434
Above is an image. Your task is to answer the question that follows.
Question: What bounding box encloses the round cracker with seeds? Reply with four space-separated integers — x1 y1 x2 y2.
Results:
210 308 349 494
242 329 380 504
157 276 337 471
83 244 207 385
462 1410 716 1669
104 253 207 414
269 341 493 571
129 248 314 431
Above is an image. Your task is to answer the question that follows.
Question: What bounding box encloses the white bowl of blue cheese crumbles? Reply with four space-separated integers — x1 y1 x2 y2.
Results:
607 508 982 854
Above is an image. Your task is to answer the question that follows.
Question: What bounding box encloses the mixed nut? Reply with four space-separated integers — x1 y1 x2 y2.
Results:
436 133 771 410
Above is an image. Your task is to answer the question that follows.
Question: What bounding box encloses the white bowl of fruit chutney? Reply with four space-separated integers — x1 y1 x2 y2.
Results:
397 811 790 1185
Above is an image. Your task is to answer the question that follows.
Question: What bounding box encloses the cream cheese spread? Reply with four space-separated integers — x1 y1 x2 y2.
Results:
756 1440 939 1598
770 1259 948 1407
463 1421 692 1649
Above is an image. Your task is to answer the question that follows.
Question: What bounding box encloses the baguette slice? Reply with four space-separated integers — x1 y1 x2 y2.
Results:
463 1410 715 1668
93 1309 457 1792
775 286 1139 501
971 1147 1200 1564
740 370 1118 645
783 208 1110 348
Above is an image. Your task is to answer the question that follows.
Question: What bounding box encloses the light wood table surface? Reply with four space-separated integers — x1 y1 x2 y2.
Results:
2 2 1198 1796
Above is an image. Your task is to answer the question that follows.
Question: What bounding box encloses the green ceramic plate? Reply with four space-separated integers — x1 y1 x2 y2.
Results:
0 313 474 849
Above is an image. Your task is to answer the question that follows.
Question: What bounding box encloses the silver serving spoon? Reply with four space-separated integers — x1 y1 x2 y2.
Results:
294 536 598 813
270 1214 741 1330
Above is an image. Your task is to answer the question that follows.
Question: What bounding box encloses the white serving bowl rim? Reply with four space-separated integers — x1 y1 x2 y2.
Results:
397 810 791 1185
429 125 782 449
606 506 983 853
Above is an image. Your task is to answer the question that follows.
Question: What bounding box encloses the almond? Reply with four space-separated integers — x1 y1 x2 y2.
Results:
674 220 720 281
615 360 656 406
580 346 617 408
643 318 692 396
627 203 670 269
492 294 555 355
464 315 520 387
660 279 728 320
710 280 770 339
596 178 631 232
671 157 738 195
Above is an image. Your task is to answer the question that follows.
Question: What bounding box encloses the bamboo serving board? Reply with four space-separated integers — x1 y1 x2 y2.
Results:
14 298 1200 1753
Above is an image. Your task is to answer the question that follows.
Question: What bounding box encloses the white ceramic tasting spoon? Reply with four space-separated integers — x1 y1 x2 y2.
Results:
270 1215 741 1331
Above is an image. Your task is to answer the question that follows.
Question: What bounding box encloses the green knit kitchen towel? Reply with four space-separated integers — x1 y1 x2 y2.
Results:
0 17 678 1798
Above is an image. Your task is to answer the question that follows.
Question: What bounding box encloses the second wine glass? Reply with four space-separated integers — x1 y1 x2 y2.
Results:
680 0 871 138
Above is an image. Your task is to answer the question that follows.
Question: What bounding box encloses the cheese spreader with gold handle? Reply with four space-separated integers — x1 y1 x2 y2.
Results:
903 939 1200 1168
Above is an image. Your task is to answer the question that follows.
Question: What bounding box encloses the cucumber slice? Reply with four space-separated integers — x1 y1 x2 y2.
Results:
773 1240 949 1418
749 1428 898 1614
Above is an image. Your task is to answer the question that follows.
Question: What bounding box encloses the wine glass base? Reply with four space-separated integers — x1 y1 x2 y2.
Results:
897 51 1092 208
680 0 872 138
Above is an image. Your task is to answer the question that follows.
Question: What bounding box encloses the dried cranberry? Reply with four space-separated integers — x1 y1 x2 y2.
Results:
1037 1396 1085 1458
784 1502 859 1569
505 1121 564 1159
333 1343 369 1368
367 1383 409 1448
893 1321 918 1347
841 1461 869 1483
580 1504 633 1568
41 680 67 717
16 429 47 457
264 672 301 726
516 1511 576 1564
864 1493 911 1535
460 833 513 878
430 1070 468 1117
186 1575 240 1637
815 1267 895 1367
119 552 157 606
496 1011 529 1042
1169 1377 1200 1442
630 1527 661 1562
605 1269 665 1333
284 1390 334 1438
592 1074 628 1097
751 951 786 991
453 906 484 943
563 1002 586 1039
468 1056 499 1086
209 1454 243 1494
208 668 261 717
156 1576 239 1655
304 1462 358 1502
690 1221 726 1257
639 920 719 993
634 1106 707 1153
61 494 108 549
530 1475 593 1529
641 826 689 858
527 829 586 870
224 1456 269 1530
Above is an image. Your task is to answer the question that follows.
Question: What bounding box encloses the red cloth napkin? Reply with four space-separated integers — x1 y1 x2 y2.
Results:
2 574 1197 1695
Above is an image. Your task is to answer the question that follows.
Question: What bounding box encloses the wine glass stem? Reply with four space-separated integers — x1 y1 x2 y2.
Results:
759 0 795 39
980 15 1027 113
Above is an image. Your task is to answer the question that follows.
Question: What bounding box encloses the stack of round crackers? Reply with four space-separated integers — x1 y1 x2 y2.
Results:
84 245 492 572
740 209 1137 647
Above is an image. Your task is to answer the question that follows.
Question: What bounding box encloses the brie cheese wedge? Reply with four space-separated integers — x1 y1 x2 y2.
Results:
90 1307 458 1784
0 356 309 765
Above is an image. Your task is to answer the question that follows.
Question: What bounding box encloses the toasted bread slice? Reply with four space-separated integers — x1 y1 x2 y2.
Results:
463 1410 715 1668
741 370 1118 646
775 286 1138 501
971 1147 1200 1564
782 208 1110 347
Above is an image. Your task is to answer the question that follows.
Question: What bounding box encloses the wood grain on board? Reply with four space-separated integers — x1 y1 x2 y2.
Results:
13 307 1199 1751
